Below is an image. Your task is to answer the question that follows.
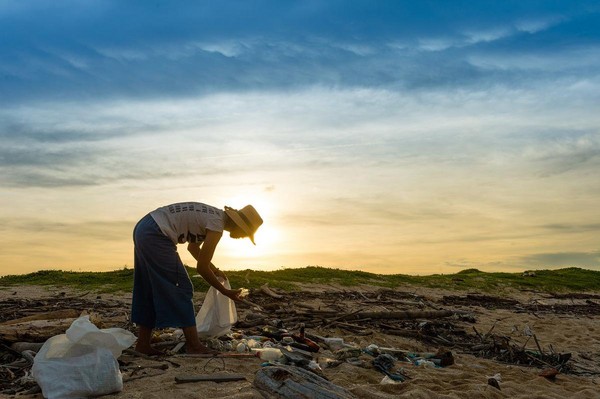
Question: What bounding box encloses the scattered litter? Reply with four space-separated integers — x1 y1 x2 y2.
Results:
372 354 407 382
1 284 595 397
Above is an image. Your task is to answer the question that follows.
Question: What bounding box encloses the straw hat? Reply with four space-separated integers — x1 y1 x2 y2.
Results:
224 205 263 245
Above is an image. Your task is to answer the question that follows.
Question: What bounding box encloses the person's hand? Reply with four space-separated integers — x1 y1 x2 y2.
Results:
223 288 242 302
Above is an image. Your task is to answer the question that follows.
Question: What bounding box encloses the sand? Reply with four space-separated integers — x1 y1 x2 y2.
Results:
1 284 599 399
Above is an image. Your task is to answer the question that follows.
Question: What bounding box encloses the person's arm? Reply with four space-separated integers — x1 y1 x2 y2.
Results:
187 242 227 279
189 231 241 301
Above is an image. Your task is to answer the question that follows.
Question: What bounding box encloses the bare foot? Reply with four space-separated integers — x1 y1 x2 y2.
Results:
135 345 165 356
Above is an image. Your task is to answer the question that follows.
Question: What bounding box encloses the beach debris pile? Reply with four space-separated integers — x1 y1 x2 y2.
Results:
442 292 600 316
0 292 132 396
1 285 599 396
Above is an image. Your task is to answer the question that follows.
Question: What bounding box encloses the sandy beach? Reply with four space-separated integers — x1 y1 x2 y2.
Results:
1 283 599 399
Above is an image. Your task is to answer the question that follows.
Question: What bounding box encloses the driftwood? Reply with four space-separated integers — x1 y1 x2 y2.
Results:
254 365 357 399
0 309 81 325
0 310 104 342
345 309 456 321
175 373 246 383
0 318 78 342
10 342 44 352
175 353 257 359
260 283 284 299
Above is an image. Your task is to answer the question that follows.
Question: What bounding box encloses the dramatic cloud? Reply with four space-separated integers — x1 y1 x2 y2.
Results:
1 1 598 103
1 1 599 275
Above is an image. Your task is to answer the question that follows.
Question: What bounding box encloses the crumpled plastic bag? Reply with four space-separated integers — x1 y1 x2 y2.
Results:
196 278 238 337
32 315 136 399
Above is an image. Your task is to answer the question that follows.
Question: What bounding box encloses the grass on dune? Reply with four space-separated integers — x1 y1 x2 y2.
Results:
1 266 599 294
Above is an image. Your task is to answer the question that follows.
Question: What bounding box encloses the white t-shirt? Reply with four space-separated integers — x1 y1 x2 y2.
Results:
150 202 225 244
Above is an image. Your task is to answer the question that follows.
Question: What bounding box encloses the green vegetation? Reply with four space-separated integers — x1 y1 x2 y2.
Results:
0 266 599 294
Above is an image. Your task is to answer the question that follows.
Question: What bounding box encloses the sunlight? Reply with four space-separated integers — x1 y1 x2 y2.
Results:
248 225 281 257
218 191 282 259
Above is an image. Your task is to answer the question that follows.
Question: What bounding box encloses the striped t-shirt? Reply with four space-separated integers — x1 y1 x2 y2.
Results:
150 202 225 244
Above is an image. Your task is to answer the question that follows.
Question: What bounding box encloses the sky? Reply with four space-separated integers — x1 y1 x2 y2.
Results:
1 1 599 276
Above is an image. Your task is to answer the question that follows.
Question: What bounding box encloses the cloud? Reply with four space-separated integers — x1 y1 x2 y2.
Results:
518 250 600 268
2 77 599 189
0 217 133 241
539 223 600 233
1 2 597 104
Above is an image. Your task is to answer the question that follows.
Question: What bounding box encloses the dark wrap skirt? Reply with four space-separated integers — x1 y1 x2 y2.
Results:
131 213 195 328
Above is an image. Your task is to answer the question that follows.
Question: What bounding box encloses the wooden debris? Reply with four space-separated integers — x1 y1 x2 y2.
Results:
0 318 78 342
347 310 457 320
175 373 246 383
260 283 284 299
254 365 357 399
10 342 44 352
175 353 257 359
0 309 81 325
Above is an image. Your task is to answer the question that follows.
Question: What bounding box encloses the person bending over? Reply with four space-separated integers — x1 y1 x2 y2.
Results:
131 202 263 355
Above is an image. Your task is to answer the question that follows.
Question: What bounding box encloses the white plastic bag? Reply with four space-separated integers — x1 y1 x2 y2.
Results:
32 315 136 399
196 278 238 337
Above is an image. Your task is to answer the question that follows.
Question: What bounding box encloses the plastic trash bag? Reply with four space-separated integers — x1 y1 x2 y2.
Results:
32 315 136 399
196 278 238 337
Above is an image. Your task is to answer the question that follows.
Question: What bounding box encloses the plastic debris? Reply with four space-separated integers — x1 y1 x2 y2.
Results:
372 354 407 382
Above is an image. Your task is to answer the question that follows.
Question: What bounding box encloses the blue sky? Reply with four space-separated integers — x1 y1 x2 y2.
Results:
1 1 599 275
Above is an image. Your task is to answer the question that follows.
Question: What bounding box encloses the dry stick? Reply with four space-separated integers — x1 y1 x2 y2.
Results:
472 326 484 342
333 322 372 335
358 291 370 301
260 283 283 299
321 308 364 328
240 299 264 312
482 321 497 342
533 334 544 355
520 336 532 351
524 352 557 369
175 373 246 384
351 309 459 320
431 335 456 346
346 318 372 323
